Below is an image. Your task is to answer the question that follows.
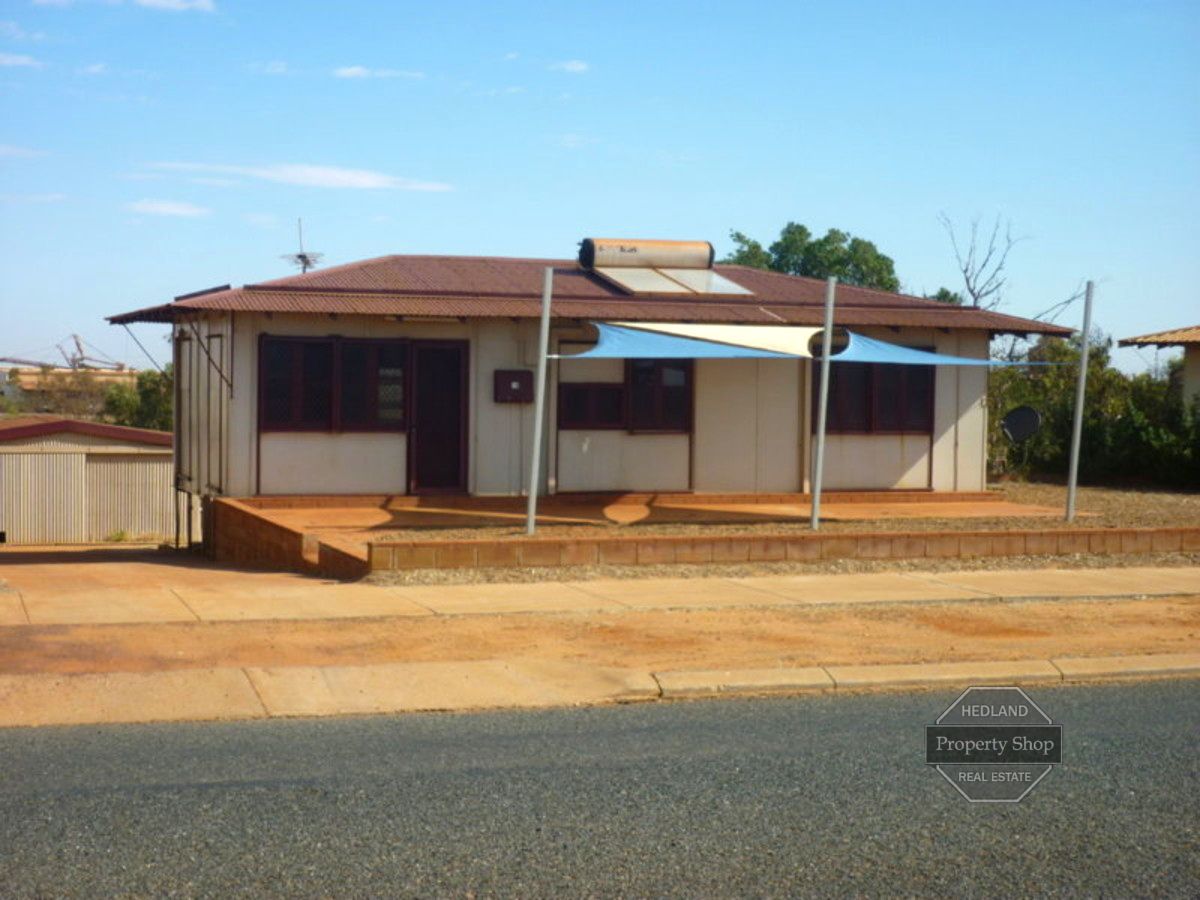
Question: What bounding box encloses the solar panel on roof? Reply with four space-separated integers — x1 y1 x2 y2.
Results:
593 267 692 294
658 268 754 296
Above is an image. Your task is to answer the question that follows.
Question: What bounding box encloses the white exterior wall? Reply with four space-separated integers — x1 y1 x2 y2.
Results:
221 313 544 497
209 313 991 498
259 433 407 494
1184 346 1200 407
553 347 689 492
804 327 989 492
693 359 801 492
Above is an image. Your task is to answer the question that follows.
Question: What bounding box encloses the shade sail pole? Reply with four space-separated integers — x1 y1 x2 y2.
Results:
526 267 554 535
811 276 837 531
1065 280 1094 522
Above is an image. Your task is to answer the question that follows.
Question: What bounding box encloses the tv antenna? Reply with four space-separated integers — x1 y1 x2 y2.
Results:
281 218 323 273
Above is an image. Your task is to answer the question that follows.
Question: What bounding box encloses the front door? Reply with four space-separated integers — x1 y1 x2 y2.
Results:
409 341 467 493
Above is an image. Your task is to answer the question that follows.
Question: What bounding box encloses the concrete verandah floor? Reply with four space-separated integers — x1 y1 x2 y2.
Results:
244 492 1065 544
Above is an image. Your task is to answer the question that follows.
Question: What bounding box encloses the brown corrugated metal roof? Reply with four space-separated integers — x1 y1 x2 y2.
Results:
108 253 1072 335
0 416 172 445
1118 325 1200 347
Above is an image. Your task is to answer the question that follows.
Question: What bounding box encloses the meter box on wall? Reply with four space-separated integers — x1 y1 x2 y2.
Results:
493 369 534 403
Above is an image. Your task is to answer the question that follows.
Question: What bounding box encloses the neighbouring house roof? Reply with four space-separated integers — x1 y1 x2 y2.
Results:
0 415 172 446
108 253 1072 336
1118 325 1200 348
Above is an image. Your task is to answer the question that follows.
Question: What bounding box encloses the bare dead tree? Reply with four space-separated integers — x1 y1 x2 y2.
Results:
993 281 1088 362
938 213 1023 310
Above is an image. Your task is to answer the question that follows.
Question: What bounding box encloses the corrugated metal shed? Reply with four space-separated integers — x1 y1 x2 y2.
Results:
86 454 175 540
0 417 179 544
0 452 85 543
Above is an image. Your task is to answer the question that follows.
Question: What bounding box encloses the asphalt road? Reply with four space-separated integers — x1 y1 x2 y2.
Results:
1 681 1197 898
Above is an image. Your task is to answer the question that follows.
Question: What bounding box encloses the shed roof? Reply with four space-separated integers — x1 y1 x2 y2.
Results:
1118 325 1200 348
0 415 172 446
108 253 1072 336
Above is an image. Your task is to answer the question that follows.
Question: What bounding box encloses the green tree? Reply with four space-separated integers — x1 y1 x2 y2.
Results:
722 222 901 291
926 287 965 305
103 364 173 431
989 335 1199 487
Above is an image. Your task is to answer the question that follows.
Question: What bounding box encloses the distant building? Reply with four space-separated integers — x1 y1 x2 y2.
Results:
3 366 140 417
1119 326 1200 406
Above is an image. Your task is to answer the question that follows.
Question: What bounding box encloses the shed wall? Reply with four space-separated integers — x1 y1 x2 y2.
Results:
86 453 175 539
0 452 85 543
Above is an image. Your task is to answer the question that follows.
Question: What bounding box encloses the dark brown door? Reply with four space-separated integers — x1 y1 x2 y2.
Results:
409 341 467 493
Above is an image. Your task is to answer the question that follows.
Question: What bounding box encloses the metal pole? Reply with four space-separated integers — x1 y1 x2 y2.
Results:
1065 280 1094 522
525 267 554 535
811 277 837 530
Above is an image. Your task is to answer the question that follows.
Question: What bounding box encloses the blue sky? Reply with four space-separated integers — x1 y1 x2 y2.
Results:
1 0 1197 374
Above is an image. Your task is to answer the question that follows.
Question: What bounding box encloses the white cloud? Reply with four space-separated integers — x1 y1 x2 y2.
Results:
478 85 524 97
333 65 424 79
133 0 215 11
502 52 519 61
78 62 107 75
152 161 451 191
550 59 589 74
0 144 44 158
126 198 210 217
250 60 288 75
0 53 43 68
188 176 240 186
0 21 46 41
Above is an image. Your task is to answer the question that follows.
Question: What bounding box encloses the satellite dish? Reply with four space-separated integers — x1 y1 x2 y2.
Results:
1001 406 1041 443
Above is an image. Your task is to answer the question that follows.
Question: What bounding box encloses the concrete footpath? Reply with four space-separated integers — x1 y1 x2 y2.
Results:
1 561 1198 727
2 564 1200 626
1 652 1198 728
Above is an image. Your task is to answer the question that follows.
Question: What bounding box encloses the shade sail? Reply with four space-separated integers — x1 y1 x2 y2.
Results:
553 323 796 359
554 321 1016 366
834 332 998 366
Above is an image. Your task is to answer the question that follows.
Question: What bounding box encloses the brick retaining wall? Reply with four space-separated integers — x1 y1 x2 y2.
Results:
211 498 310 571
367 526 1200 573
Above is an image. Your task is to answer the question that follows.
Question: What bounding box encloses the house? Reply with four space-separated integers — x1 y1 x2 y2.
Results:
107 239 1070 523
1119 325 1200 406
0 415 187 544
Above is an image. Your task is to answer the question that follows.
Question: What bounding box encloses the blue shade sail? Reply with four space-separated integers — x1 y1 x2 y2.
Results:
554 322 1039 366
834 332 1001 366
551 323 795 360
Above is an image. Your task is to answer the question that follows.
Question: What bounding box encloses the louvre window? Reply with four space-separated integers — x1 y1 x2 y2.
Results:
557 359 692 433
813 362 934 434
259 336 407 432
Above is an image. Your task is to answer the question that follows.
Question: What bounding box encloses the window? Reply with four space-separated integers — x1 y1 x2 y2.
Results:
628 359 692 432
813 362 934 434
259 336 407 432
558 383 626 429
339 340 406 430
557 360 693 433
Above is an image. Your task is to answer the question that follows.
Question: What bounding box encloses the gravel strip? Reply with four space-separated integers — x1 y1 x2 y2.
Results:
369 483 1199 543
366 550 1200 587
